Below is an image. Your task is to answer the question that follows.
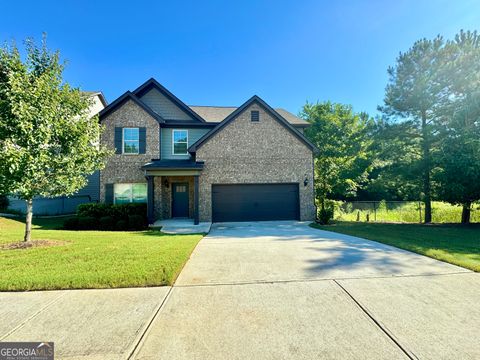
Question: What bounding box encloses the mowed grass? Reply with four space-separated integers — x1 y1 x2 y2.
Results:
0 216 203 291
311 222 480 272
335 201 480 223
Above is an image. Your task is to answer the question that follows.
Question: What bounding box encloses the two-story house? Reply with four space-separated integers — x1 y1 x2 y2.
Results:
99 78 317 224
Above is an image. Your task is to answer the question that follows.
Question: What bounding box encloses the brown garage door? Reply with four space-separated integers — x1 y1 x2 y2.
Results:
212 183 300 222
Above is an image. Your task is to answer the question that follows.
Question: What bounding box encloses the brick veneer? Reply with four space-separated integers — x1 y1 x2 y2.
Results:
99 100 160 201
195 103 315 221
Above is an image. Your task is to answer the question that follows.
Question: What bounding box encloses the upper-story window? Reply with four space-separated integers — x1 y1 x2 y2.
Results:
123 128 139 154
172 129 188 155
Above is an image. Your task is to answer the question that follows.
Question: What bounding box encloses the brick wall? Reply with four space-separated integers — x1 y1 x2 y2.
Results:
99 100 160 200
195 103 315 221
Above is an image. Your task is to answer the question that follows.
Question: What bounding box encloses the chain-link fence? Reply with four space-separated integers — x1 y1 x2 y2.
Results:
333 201 480 223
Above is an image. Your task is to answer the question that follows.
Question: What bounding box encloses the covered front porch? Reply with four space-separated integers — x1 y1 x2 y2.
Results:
143 160 204 225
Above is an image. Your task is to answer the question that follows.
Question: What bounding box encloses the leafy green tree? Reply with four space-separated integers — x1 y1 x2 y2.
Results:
434 31 480 223
301 101 373 210
366 117 425 201
0 37 111 242
379 36 447 223
436 115 480 223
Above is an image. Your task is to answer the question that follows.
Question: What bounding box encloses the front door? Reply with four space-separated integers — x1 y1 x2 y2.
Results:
172 183 189 218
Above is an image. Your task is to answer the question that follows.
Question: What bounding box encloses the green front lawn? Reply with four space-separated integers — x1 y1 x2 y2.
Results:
0 216 203 291
311 222 480 272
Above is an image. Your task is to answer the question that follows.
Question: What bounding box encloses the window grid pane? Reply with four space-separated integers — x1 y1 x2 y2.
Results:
173 130 188 142
123 128 139 154
173 130 188 155
132 184 147 202
174 143 188 154
114 183 147 204
124 140 139 154
124 128 139 140
114 184 132 204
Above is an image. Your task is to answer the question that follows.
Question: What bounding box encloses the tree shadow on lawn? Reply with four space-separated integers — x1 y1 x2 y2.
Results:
3 215 73 230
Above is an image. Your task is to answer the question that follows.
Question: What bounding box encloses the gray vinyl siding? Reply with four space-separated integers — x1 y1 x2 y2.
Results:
140 88 192 120
161 128 210 159
76 171 100 201
7 172 100 215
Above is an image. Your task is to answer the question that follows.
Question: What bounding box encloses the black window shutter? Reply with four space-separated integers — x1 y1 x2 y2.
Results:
139 127 146 154
105 184 114 204
251 111 259 122
114 127 123 154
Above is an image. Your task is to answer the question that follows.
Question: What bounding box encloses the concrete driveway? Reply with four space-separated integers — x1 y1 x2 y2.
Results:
2 221 479 359
134 221 479 360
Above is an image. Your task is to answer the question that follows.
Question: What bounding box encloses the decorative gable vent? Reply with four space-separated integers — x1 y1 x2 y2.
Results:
251 110 260 122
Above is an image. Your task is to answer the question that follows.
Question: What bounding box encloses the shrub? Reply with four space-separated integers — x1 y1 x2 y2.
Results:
0 195 9 211
317 207 334 225
70 203 148 231
77 216 98 230
77 203 112 218
116 219 128 231
114 203 147 219
99 216 116 231
77 203 147 222
63 217 79 230
128 214 146 230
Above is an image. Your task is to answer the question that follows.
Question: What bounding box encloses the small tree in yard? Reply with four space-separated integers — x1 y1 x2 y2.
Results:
302 101 373 212
0 36 111 242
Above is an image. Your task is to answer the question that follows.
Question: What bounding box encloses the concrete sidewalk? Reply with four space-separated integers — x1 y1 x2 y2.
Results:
0 287 170 359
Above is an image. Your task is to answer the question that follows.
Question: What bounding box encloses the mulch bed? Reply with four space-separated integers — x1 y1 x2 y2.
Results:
1 240 69 250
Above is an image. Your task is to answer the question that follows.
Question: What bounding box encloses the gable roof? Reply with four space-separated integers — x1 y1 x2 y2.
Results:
188 95 318 153
133 78 206 122
188 105 309 126
97 78 310 129
83 91 108 107
98 91 165 123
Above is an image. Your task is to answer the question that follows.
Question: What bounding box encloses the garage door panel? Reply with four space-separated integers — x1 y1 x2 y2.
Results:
212 184 299 222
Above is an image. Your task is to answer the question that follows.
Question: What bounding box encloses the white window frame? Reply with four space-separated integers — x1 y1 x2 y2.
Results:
123 127 140 155
113 183 147 204
172 129 189 155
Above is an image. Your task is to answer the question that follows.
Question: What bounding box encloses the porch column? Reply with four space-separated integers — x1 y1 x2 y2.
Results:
146 175 154 224
194 175 199 225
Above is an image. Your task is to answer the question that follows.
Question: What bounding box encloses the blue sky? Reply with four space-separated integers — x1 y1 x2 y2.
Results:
2 0 479 116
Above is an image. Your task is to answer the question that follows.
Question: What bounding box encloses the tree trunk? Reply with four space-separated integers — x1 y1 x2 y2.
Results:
24 199 33 243
421 110 432 223
461 202 471 224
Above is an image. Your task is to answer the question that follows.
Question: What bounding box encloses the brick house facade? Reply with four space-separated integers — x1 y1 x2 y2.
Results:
99 78 317 224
